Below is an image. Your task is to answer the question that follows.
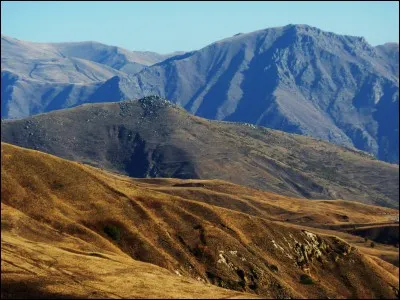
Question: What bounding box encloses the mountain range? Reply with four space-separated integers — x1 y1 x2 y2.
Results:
1 25 398 163
1 23 399 299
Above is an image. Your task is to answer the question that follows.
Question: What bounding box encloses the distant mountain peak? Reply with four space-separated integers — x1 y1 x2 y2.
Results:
284 23 316 30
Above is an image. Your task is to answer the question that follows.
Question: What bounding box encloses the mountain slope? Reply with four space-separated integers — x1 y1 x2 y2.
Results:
0 35 182 119
1 35 126 83
123 24 398 163
1 70 102 119
1 96 398 208
1 35 123 119
1 35 180 81
52 40 184 73
1 142 398 298
375 42 399 76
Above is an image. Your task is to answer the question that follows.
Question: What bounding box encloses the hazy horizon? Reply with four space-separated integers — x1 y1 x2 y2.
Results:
1 1 399 53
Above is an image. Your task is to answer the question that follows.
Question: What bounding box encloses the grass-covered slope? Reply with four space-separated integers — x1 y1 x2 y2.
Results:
1 143 398 298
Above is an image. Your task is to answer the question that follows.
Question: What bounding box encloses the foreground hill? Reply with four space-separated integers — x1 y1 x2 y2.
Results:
1 96 398 208
1 142 399 298
2 234 255 299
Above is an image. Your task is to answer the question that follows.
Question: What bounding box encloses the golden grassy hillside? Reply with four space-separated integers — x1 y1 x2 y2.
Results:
1 223 256 299
1 142 399 299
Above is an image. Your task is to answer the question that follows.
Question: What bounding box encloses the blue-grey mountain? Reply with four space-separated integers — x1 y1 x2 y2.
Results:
1 25 398 163
125 25 399 163
1 35 181 118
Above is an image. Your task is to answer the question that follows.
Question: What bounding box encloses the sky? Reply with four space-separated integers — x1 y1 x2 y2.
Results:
1 1 399 54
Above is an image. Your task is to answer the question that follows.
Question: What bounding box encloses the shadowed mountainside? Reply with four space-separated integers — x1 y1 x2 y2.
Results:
1 142 398 299
1 96 398 208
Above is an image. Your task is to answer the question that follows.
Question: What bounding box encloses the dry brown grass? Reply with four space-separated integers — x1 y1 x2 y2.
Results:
2 228 256 299
1 142 399 299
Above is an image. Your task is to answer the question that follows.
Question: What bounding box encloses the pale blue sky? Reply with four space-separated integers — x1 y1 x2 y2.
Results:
1 1 399 54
